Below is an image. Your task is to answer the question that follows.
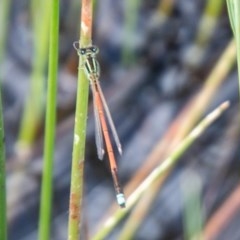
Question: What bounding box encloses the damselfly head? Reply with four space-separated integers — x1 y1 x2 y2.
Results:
80 45 99 55
73 41 99 56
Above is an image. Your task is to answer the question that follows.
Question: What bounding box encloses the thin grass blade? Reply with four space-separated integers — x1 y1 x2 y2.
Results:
38 0 59 239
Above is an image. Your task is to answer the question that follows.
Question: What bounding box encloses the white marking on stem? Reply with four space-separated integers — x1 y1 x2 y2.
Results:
74 134 80 145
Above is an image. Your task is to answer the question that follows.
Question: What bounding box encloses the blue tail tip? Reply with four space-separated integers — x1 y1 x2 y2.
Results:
116 193 126 208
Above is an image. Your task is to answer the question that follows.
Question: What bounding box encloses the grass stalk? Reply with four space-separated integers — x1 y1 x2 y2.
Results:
181 171 204 240
16 0 51 155
38 1 59 239
227 0 240 107
0 0 11 239
67 0 93 239
92 101 230 240
0 0 11 62
226 0 236 36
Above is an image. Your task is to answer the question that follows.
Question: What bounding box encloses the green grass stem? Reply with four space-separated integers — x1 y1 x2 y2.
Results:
227 0 240 107
0 0 11 62
17 0 51 154
67 0 93 239
181 171 204 240
0 0 11 239
92 101 230 240
38 1 59 239
226 0 236 36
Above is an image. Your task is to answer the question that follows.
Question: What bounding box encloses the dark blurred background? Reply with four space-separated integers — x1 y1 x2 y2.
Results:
2 0 240 239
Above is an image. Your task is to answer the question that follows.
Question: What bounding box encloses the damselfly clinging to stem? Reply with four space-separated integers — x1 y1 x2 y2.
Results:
73 41 126 208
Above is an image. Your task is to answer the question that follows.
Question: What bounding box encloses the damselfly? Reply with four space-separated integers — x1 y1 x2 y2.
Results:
73 42 126 208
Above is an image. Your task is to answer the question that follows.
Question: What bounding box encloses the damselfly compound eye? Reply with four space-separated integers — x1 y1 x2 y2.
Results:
91 46 98 53
80 48 86 55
